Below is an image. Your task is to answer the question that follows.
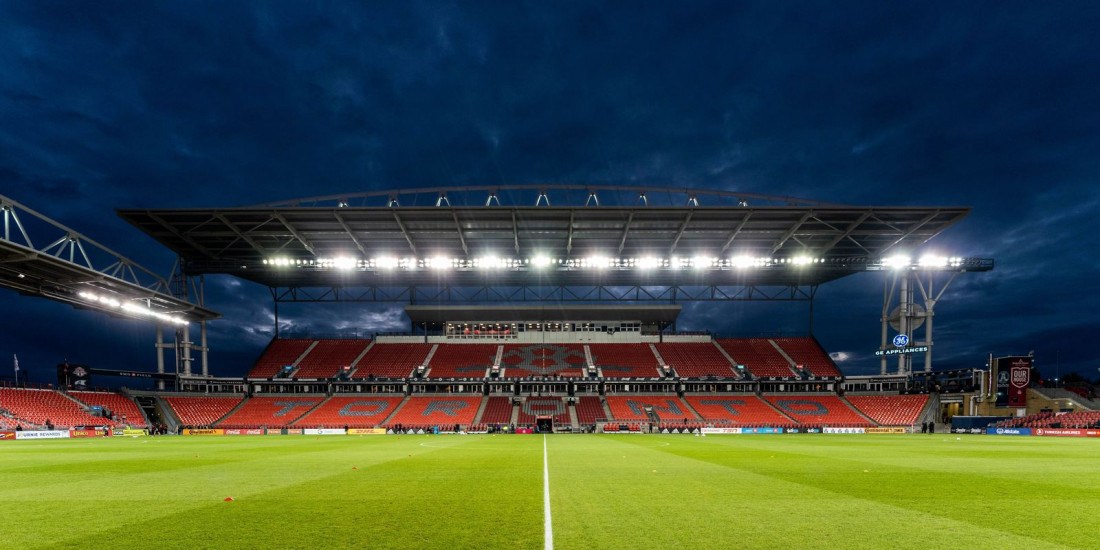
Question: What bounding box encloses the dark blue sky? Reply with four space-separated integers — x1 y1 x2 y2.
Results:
2 2 1098 385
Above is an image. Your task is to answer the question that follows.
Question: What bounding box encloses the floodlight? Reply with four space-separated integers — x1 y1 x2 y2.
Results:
477 256 504 269
792 255 812 266
531 255 552 268
429 256 451 270
693 256 715 270
376 256 399 269
884 255 911 269
332 257 357 270
919 255 949 268
586 255 610 269
638 256 661 270
731 255 756 268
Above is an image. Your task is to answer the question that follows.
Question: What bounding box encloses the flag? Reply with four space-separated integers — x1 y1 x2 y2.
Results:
12 354 17 372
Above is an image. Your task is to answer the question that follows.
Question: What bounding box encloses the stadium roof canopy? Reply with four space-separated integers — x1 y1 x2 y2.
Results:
118 185 990 302
0 194 219 323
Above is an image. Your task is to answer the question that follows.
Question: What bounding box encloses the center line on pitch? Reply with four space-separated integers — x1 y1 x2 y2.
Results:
543 435 553 550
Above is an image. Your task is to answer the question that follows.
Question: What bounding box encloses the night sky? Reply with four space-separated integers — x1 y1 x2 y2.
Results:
2 2 1098 387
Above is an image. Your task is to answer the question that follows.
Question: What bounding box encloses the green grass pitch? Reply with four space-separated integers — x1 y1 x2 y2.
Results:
0 434 1095 549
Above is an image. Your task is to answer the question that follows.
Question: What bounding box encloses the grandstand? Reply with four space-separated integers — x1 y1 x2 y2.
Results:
425 344 497 378
501 344 586 378
0 186 1016 438
655 342 738 378
765 395 874 427
70 390 148 428
575 396 607 425
517 396 572 426
994 410 1100 429
164 396 244 427
351 342 430 379
219 396 324 429
384 396 482 430
771 337 842 378
0 388 117 428
479 396 514 426
294 396 403 428
247 339 314 379
685 394 797 428
293 339 370 379
845 394 929 426
606 395 696 422
717 338 800 379
589 344 660 378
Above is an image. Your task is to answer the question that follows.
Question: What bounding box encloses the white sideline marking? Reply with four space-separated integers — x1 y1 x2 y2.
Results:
543 435 553 550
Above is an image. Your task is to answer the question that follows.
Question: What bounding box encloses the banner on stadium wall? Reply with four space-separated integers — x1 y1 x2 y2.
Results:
284 428 303 435
347 428 387 435
740 427 783 434
987 427 1033 436
304 428 346 435
68 429 106 438
122 428 147 437
994 356 1032 407
865 427 907 434
224 429 264 435
16 430 70 440
1006 357 1032 407
0 431 15 440
823 427 866 434
701 427 742 434
183 429 225 436
1034 428 1100 438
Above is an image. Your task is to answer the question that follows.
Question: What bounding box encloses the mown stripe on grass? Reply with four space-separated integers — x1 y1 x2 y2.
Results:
627 434 1090 549
5 435 529 549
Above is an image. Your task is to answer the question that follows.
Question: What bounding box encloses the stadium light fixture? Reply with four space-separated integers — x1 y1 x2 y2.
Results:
375 256 399 269
332 256 357 270
637 256 662 270
884 255 911 270
918 255 949 268
428 256 451 270
585 255 610 269
692 255 716 270
731 255 755 268
78 291 189 326
531 254 552 269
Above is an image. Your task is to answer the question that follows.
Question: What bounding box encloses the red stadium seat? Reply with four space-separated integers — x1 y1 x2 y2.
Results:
425 344 498 378
247 339 314 379
655 342 737 378
164 396 243 427
716 339 798 379
293 339 371 379
352 343 431 379
294 396 403 428
589 344 661 378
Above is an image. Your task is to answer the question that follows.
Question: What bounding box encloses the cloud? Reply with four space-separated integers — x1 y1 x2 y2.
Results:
1 3 1098 380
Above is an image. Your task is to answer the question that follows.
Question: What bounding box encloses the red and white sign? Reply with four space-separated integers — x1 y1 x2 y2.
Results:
1035 428 1100 438
1007 358 1032 407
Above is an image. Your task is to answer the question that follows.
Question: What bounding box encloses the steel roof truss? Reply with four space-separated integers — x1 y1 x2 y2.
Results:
272 212 316 255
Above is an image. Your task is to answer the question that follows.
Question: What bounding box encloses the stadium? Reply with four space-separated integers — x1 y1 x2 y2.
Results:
2 185 1096 548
